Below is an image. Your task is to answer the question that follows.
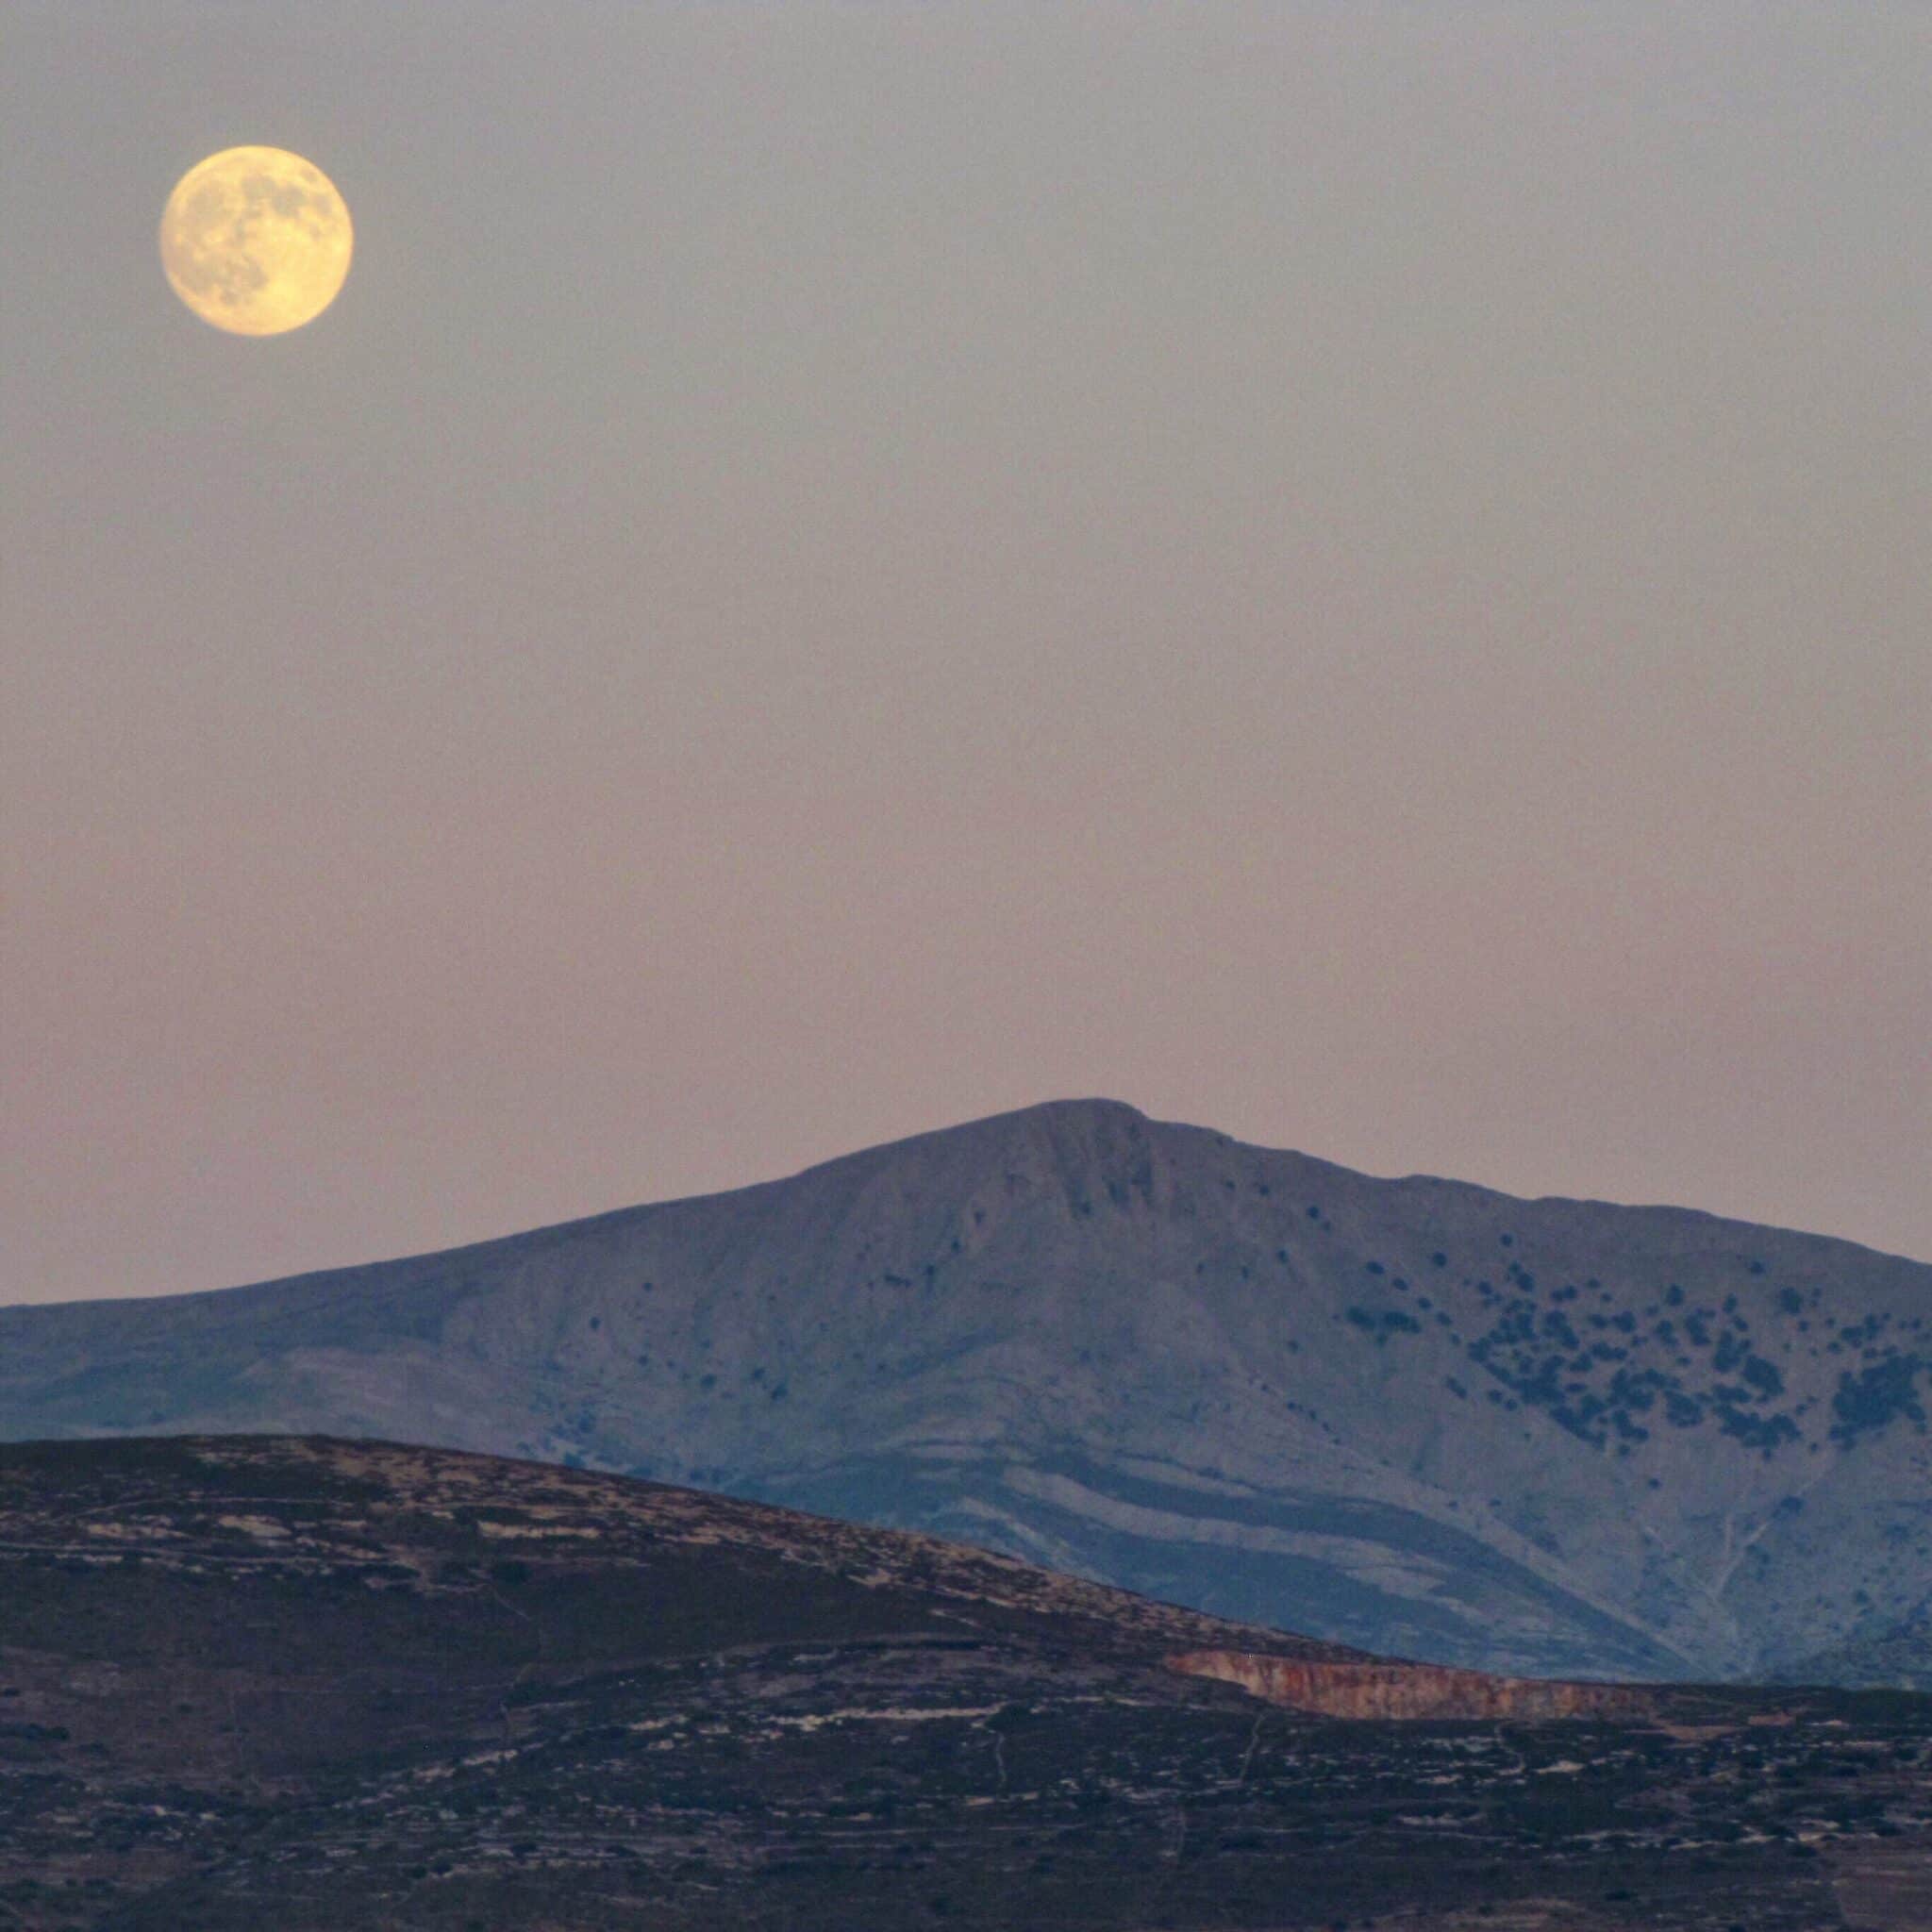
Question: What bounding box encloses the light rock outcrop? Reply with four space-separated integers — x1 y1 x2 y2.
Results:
1168 1649 1650 1721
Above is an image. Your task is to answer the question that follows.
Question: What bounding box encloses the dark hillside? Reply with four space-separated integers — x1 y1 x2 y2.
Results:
3 1437 1931 1930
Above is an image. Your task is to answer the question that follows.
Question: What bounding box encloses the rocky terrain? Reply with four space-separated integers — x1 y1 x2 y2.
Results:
1167 1653 1650 1723
3 1435 1931 1931
3 1100 1928 1683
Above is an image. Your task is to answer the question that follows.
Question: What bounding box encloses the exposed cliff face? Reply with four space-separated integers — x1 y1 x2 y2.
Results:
5 1098 1929 1683
1168 1650 1651 1722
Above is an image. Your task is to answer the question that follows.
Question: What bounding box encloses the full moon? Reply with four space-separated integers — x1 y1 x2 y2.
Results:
159 146 352 336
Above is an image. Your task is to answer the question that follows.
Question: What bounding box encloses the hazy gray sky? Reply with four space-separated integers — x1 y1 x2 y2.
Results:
4 2 1927 1305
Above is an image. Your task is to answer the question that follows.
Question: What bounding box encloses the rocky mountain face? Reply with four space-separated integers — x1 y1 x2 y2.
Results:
4 1436 1930 1932
3 1100 1928 1684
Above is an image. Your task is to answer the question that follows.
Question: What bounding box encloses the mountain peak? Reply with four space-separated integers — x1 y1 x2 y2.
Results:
819 1096 1153 1173
777 1096 1164 1224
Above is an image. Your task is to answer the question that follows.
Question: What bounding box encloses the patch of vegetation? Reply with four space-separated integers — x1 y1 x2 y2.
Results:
1831 1357 1927 1447
1346 1307 1422 1345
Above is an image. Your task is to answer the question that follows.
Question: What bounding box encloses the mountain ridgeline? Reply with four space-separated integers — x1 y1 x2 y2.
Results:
4 1101 1927 1685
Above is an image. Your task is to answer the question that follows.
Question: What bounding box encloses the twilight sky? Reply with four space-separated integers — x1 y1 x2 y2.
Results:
3 2 1927 1307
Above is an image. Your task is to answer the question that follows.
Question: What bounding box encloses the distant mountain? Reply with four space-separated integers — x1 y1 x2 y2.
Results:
4 1100 1928 1684
4 1435 1927 1931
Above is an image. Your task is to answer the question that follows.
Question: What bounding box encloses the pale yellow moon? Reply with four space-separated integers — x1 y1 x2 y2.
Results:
159 146 352 336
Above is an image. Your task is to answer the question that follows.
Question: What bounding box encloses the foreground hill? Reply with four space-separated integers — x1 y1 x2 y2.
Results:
3 1436 1930 1931
3 1100 1928 1683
